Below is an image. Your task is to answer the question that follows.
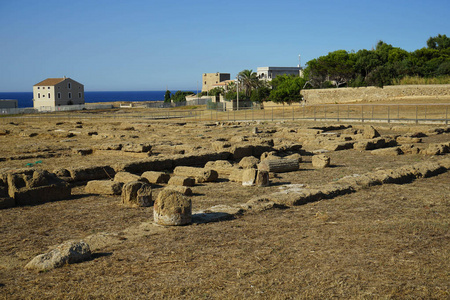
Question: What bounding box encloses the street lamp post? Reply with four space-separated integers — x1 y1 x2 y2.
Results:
236 76 239 111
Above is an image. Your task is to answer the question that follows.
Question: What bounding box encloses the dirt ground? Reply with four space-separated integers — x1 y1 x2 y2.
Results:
0 108 449 299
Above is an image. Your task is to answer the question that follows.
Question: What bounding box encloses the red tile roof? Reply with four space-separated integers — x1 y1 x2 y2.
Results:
34 78 67 86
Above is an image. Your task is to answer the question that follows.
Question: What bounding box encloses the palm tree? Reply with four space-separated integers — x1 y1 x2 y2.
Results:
238 69 259 98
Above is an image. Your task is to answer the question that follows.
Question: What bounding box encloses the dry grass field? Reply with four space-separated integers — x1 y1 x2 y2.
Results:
0 106 449 299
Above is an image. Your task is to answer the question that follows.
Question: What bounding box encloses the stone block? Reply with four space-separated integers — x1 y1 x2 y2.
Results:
122 143 152 153
114 171 146 184
168 176 195 187
312 155 330 168
141 171 170 184
242 168 257 186
85 180 123 195
154 189 192 226
238 156 260 169
121 181 153 207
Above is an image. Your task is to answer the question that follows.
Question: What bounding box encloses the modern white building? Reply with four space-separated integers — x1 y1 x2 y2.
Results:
33 77 84 110
257 66 303 81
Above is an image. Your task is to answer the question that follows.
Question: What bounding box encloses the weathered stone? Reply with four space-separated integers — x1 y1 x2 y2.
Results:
284 153 302 163
228 168 246 183
85 180 123 195
241 197 283 212
168 176 195 187
370 147 403 156
25 240 91 271
255 170 269 187
258 158 299 173
363 125 380 139
121 181 153 207
173 166 218 183
242 168 257 186
163 185 193 196
422 143 450 155
399 144 420 155
238 156 260 169
153 189 191 226
312 155 330 168
231 144 253 161
260 151 281 161
114 171 146 184
141 171 170 184
68 165 115 182
396 136 422 144
204 160 234 176
211 141 231 151
53 168 70 178
324 141 355 151
94 143 122 151
7 170 71 206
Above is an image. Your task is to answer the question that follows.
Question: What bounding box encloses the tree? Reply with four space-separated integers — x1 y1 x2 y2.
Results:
250 85 271 102
238 69 259 98
268 75 306 104
164 90 171 103
427 34 450 50
170 91 194 103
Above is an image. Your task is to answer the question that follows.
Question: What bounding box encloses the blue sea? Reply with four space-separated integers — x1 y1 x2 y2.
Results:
0 91 195 108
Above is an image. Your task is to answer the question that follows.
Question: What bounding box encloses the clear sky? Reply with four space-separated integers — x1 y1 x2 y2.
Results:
0 0 448 92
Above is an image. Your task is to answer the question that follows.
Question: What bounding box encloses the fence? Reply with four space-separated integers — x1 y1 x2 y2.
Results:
1 103 449 125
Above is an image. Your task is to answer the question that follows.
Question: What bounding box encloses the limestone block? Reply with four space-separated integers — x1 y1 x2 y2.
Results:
153 189 192 226
242 168 257 186
312 155 330 169
25 240 91 271
258 158 299 173
173 166 218 183
363 125 381 139
85 180 123 195
141 171 170 184
121 181 153 207
231 144 253 161
239 156 260 169
168 176 195 187
255 170 270 187
205 160 234 176
163 185 193 196
114 171 146 184
370 147 403 156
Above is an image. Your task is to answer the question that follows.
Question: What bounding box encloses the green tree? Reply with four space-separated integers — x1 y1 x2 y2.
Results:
250 85 271 102
164 90 171 103
238 69 259 98
427 34 450 50
268 75 306 104
170 91 194 102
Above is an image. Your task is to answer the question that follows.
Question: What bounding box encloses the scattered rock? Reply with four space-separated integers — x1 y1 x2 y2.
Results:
363 125 380 139
114 171 146 184
25 240 91 271
168 176 195 187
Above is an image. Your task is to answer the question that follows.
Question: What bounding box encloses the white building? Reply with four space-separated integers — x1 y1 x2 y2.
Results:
257 66 303 81
33 77 84 110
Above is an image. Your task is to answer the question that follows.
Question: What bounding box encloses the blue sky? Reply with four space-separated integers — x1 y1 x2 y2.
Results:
0 0 448 92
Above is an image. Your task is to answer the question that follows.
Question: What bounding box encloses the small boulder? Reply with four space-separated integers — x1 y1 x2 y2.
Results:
239 156 260 169
154 189 192 226
114 171 145 184
168 176 195 187
312 155 330 169
141 171 170 184
121 181 153 207
363 125 380 139
25 240 91 271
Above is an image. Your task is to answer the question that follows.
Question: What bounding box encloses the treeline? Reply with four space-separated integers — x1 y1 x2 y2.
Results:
305 34 450 88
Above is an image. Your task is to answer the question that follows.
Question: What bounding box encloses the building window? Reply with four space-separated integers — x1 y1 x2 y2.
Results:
42 94 45 98
58 93 61 99
37 87 40 89
38 93 40 98
68 92 72 99
78 92 82 98
48 87 50 89
68 83 71 89
48 93 50 98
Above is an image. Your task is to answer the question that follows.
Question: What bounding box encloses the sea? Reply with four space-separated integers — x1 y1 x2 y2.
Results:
0 91 196 108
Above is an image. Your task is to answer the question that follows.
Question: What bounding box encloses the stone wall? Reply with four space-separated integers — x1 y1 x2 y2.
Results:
301 84 450 105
